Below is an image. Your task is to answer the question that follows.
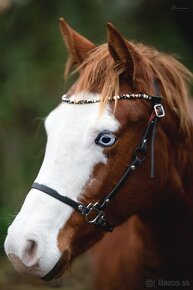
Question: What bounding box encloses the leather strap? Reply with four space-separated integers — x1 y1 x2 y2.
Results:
31 182 114 232
32 183 83 211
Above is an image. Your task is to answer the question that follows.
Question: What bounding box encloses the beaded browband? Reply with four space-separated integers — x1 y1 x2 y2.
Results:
61 93 159 104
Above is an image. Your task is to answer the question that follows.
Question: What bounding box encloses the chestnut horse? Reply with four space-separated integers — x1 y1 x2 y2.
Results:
4 19 193 290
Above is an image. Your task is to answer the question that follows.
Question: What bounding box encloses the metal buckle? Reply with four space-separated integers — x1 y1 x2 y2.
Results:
154 104 165 117
85 202 105 224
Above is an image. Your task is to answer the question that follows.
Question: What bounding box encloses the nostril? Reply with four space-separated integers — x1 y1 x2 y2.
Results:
21 240 39 267
26 240 36 256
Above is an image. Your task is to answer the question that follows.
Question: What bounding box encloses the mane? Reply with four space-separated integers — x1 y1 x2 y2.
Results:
65 42 193 132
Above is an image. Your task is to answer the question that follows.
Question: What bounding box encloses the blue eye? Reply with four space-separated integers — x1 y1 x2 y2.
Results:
95 131 117 147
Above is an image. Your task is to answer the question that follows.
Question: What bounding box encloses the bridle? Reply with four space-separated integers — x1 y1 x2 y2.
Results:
32 93 165 233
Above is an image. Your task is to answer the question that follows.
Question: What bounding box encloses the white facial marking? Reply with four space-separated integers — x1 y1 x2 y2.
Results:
4 92 120 277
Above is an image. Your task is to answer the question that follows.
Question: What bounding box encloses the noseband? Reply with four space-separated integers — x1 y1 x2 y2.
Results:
32 93 165 232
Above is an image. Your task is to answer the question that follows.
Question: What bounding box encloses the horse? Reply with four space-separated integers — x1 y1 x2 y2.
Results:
4 18 193 290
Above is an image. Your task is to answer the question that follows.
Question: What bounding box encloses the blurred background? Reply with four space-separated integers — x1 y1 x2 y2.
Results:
0 0 192 289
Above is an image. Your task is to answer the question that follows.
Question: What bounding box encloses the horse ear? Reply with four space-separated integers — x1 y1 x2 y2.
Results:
107 23 140 80
59 18 95 67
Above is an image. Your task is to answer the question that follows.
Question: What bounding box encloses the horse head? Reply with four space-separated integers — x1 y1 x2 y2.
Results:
4 19 193 280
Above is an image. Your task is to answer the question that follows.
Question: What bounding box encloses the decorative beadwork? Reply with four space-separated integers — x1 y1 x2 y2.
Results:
61 93 152 104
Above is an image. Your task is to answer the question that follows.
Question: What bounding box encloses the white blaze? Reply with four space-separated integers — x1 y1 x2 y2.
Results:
4 92 120 277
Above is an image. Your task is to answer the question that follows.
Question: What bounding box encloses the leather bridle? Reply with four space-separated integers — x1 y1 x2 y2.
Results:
32 94 165 233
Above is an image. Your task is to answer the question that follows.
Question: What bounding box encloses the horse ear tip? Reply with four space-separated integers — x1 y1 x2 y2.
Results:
107 22 114 30
59 17 68 28
107 23 116 40
107 23 120 37
59 18 70 35
59 17 64 23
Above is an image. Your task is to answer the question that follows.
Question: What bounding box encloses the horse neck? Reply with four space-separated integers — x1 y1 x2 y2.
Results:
180 126 193 196
137 192 193 275
144 121 193 230
136 120 193 278
167 118 193 196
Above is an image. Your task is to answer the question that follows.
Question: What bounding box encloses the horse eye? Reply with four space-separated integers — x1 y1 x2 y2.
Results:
95 131 117 147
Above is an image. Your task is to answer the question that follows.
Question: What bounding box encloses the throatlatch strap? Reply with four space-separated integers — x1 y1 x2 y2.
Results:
150 80 160 177
150 117 157 178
